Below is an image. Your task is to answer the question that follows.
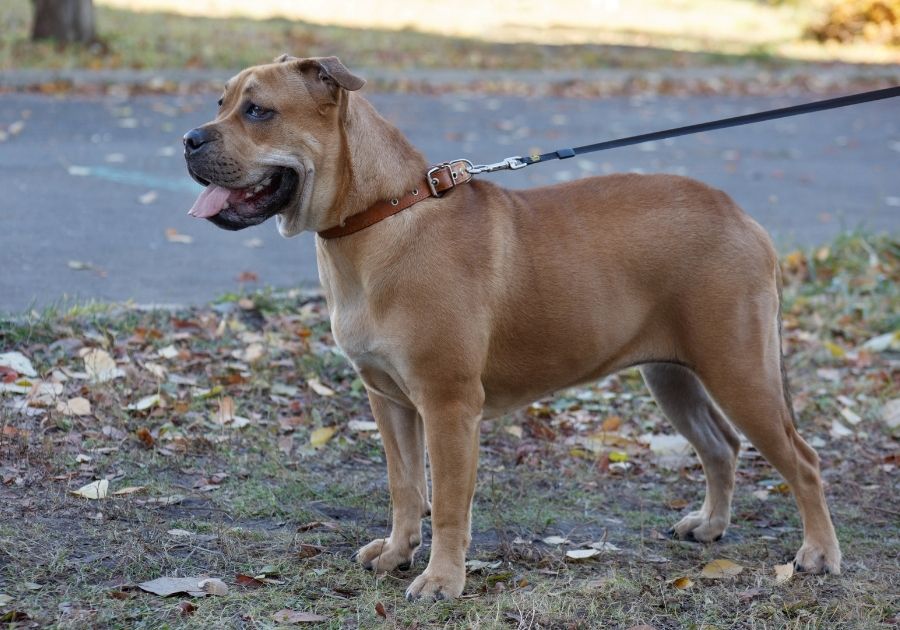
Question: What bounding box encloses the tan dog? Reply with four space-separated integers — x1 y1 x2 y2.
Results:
183 56 841 600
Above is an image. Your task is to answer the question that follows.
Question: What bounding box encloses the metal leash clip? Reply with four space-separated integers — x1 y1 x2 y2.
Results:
465 156 528 175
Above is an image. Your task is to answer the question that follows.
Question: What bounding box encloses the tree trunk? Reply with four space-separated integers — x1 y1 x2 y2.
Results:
31 0 95 44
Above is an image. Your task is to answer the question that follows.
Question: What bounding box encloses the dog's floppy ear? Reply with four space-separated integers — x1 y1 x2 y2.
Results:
293 56 365 103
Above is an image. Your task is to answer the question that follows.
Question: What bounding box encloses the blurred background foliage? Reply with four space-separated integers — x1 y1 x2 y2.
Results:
2 0 898 72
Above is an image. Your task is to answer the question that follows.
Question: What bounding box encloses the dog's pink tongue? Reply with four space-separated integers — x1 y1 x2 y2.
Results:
188 185 232 218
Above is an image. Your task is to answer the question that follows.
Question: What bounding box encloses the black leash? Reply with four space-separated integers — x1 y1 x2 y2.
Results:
466 85 900 174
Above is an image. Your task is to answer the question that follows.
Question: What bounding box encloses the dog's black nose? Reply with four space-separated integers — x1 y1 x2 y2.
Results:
183 127 214 155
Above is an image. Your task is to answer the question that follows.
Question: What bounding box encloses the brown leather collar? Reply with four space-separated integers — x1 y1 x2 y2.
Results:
317 160 474 239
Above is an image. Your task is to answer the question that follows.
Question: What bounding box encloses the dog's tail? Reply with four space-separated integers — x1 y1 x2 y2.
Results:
775 262 798 427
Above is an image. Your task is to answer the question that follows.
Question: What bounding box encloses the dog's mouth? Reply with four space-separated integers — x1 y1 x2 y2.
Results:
187 167 301 231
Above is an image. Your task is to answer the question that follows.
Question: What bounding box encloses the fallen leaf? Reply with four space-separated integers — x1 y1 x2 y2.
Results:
57 397 91 416
774 562 794 585
198 578 228 596
0 352 37 377
589 541 620 552
278 434 294 455
236 574 265 588
667 498 689 510
566 548 600 560
862 331 900 352
297 544 323 559
830 419 853 439
127 394 160 412
465 559 502 572
136 427 154 448
178 601 196 616
840 408 862 425
503 424 523 439
347 420 378 432
375 601 387 619
307 378 335 397
310 426 336 448
700 558 744 579
672 576 693 589
138 576 225 597
638 433 693 469
83 349 122 382
541 535 570 545
602 415 622 431
71 479 109 500
112 486 146 496
882 399 900 429
273 609 328 623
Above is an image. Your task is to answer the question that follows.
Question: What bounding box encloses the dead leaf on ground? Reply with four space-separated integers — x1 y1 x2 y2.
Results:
310 426 336 448
700 558 744 579
297 544 323 559
138 576 228 597
375 601 388 619
880 398 900 429
273 609 328 623
236 574 265 588
774 562 794 585
542 535 570 545
83 349 123 382
565 548 600 560
307 378 335 397
112 486 146 496
57 397 91 416
347 419 378 432
127 394 161 412
0 352 37 377
672 576 693 589
71 479 109 500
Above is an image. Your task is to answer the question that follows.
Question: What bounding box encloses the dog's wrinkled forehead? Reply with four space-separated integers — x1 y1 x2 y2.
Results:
218 56 365 114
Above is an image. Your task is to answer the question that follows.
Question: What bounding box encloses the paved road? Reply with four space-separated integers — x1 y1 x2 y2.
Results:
1 89 897 314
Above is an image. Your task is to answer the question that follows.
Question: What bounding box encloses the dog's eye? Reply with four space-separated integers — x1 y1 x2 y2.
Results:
217 97 223 107
245 103 274 120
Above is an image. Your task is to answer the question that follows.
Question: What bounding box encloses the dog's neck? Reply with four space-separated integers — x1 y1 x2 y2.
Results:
327 94 430 229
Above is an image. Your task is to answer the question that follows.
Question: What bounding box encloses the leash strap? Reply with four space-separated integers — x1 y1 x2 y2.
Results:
468 85 900 173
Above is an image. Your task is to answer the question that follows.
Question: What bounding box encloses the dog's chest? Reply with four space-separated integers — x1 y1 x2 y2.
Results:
329 302 413 406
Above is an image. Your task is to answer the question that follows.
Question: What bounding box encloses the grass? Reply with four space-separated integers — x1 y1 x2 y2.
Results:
1 0 898 75
1 232 898 628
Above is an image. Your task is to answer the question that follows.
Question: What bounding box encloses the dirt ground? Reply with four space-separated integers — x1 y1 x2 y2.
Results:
1 233 898 628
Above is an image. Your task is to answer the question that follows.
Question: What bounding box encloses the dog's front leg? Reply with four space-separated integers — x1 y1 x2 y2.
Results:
405 394 483 601
356 391 429 573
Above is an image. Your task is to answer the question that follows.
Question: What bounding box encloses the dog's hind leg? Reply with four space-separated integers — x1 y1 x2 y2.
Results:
688 280 841 574
356 392 429 574
641 363 740 542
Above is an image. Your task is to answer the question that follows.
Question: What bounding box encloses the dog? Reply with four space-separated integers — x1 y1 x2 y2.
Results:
183 55 842 600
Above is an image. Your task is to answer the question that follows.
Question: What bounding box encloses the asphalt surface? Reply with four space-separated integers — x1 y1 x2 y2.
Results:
1 88 898 314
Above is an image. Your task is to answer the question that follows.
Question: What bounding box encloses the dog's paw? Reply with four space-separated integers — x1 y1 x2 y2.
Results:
794 541 841 575
404 567 465 602
356 535 419 574
671 509 728 542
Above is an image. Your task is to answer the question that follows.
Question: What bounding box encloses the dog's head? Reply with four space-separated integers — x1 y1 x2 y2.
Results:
183 55 365 235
